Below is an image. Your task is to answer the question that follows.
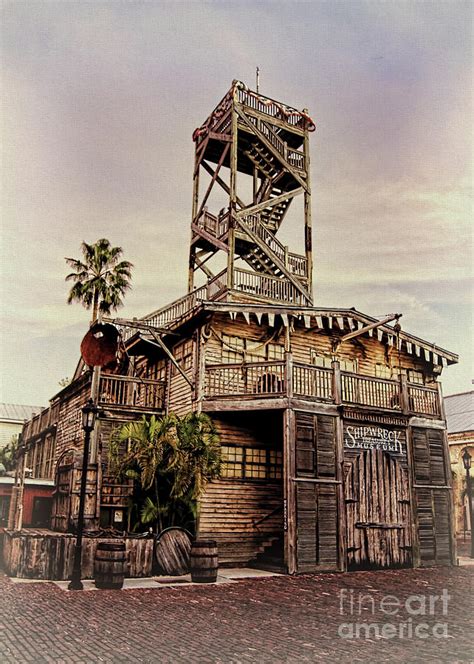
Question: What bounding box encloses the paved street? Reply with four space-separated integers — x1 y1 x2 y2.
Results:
0 566 472 663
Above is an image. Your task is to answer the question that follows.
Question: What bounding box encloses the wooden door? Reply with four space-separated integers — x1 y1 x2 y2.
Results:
344 448 412 569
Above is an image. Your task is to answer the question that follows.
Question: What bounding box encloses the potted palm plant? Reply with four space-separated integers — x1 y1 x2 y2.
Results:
109 411 221 576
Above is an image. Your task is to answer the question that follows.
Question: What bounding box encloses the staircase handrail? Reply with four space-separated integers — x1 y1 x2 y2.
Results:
252 505 283 529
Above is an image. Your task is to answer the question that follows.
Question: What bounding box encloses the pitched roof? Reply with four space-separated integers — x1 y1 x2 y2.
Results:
0 403 44 423
444 391 474 434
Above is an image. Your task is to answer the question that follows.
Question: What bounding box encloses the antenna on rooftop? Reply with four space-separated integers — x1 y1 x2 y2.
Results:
256 67 260 93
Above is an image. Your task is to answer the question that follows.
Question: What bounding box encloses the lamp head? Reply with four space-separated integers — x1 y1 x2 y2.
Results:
81 399 98 432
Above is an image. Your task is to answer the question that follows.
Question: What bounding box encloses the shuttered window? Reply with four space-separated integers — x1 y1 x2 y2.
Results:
295 413 338 572
412 427 451 565
171 340 193 374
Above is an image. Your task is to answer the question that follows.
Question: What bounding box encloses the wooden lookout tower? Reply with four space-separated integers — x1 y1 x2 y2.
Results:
188 80 315 307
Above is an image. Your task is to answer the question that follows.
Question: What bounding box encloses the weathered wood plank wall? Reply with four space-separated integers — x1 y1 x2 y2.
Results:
2 531 154 580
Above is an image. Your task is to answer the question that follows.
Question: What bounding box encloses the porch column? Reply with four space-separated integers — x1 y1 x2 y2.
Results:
283 408 297 574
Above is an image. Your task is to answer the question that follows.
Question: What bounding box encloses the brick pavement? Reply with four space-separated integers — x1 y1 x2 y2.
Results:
0 566 472 663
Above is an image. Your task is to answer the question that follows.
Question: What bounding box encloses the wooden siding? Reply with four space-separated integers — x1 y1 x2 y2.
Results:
199 480 282 565
2 530 154 580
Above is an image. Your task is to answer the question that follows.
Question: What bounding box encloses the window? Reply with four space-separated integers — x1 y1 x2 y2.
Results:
43 435 56 479
0 496 10 526
221 445 282 480
407 370 424 385
172 340 193 374
222 335 245 363
146 359 166 381
221 335 284 364
311 352 357 373
375 363 391 379
391 367 425 384
267 343 285 361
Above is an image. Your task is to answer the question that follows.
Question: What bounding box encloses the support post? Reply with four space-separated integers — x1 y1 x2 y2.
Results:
68 400 97 591
335 416 347 571
188 150 201 292
399 373 409 414
332 360 342 406
303 111 313 303
227 96 238 291
286 352 293 399
283 408 297 574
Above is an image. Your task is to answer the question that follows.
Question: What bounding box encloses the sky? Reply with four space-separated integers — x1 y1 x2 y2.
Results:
1 0 472 406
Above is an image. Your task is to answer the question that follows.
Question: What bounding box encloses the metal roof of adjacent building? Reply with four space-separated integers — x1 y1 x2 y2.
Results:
0 403 44 423
444 391 474 434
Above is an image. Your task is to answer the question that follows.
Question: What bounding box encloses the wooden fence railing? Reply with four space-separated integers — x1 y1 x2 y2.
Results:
236 87 305 130
205 361 286 398
407 383 440 417
233 268 308 305
341 372 400 410
204 361 442 418
99 375 165 410
239 214 307 278
196 209 229 238
245 115 305 171
141 269 228 331
292 364 332 400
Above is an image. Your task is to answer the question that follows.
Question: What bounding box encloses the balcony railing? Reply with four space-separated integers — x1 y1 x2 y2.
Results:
407 383 440 417
233 268 309 305
99 375 165 411
196 209 230 239
203 358 442 417
341 372 400 410
205 361 286 398
292 363 332 400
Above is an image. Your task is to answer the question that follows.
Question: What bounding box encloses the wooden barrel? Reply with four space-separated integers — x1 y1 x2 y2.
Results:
155 527 192 576
190 540 218 583
94 541 126 589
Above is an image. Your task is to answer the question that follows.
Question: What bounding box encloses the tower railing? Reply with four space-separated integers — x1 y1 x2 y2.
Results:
236 87 306 129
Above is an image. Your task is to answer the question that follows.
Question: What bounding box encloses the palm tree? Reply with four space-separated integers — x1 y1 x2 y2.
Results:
109 412 221 533
171 412 221 519
109 414 177 532
65 238 133 322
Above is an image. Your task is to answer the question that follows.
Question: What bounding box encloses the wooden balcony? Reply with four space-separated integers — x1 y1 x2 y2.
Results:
98 375 165 412
203 358 442 418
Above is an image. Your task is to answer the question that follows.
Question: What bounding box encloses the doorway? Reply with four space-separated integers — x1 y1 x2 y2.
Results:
344 448 412 569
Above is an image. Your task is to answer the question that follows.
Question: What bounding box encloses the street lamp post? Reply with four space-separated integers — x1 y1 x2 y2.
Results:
68 399 98 590
461 447 474 559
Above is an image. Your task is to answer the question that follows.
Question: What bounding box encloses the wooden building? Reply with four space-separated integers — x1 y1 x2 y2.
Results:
15 81 458 574
445 391 474 536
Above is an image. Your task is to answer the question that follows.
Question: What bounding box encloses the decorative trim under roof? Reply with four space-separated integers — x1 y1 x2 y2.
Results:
201 301 458 366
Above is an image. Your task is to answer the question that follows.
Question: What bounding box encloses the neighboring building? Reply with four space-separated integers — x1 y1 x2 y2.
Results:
0 477 54 527
0 403 44 448
15 81 459 574
445 391 474 535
